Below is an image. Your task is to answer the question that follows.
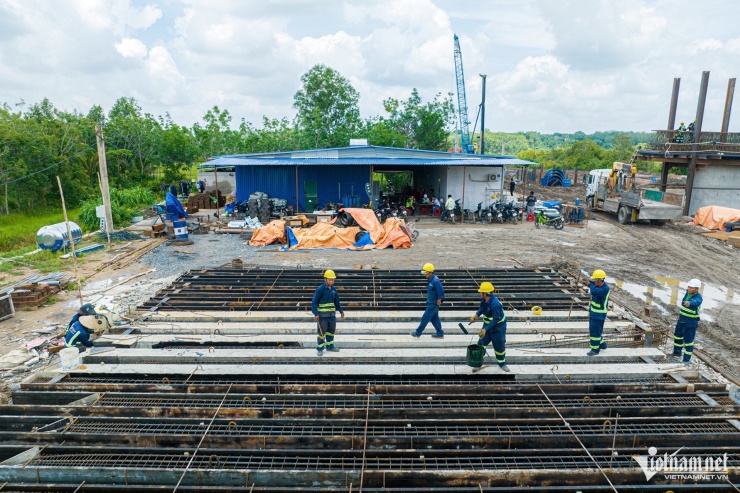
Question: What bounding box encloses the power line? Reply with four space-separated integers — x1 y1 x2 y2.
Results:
0 143 96 187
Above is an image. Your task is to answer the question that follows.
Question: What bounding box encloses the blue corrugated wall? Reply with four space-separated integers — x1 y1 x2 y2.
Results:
236 165 372 211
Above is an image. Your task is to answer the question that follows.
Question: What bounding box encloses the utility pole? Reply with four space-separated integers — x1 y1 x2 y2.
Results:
95 124 114 234
479 74 486 155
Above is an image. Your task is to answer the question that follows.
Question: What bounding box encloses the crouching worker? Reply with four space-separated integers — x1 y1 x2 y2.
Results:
312 269 345 356
470 282 509 372
65 308 110 352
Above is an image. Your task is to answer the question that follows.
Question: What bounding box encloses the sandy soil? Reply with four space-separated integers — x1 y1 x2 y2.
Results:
1 204 738 383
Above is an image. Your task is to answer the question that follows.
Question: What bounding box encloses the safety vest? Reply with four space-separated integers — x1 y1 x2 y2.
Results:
65 328 81 347
590 291 610 314
481 313 506 325
679 293 700 318
318 301 336 313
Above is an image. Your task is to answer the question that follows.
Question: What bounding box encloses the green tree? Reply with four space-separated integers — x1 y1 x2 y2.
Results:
293 64 361 149
611 133 635 162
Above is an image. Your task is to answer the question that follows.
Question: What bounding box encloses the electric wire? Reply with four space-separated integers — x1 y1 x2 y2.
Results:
0 143 96 187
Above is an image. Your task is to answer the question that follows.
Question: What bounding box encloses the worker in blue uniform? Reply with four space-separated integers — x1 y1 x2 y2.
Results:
411 263 445 338
587 269 610 356
671 278 703 366
66 303 97 331
311 269 344 356
65 315 99 351
165 185 187 221
470 282 509 372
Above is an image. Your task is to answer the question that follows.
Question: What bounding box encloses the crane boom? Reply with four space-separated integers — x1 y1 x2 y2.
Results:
453 34 474 153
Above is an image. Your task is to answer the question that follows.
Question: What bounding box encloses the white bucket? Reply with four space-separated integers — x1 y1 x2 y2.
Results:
59 347 80 370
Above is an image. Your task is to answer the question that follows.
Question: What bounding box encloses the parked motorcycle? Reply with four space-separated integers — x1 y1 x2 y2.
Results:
534 207 565 230
445 199 463 224
500 202 520 223
473 202 493 224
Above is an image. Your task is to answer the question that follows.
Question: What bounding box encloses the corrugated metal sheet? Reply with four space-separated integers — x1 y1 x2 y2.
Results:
235 165 372 210
235 165 295 204
205 157 533 167
298 165 371 210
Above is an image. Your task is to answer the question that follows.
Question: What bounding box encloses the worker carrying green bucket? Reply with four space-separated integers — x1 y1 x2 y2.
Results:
467 282 509 372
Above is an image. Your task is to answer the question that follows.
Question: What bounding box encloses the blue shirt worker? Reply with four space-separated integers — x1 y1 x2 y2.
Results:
311 269 345 356
671 278 703 366
470 282 509 372
587 269 610 356
65 315 105 352
165 185 188 221
411 263 445 338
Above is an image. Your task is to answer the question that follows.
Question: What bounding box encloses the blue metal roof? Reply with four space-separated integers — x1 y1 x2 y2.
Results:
201 157 534 167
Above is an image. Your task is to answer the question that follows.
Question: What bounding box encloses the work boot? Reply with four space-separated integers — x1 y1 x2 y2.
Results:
317 350 323 357
410 331 420 338
326 346 339 352
432 333 444 339
586 350 599 356
499 364 510 373
683 360 692 367
669 354 682 363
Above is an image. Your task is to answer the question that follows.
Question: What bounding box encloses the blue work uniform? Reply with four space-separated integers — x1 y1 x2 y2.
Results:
311 283 344 351
588 281 610 353
673 290 702 363
413 274 445 336
476 295 507 366
65 321 94 352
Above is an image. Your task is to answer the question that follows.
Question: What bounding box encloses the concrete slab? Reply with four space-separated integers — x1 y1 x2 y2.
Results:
66 361 685 379
95 333 633 349
80 347 667 365
141 309 597 323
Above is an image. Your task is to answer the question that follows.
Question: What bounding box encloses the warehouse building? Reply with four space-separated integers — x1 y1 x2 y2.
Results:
200 141 535 212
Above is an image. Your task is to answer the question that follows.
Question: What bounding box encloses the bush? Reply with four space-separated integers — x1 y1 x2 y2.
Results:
78 186 156 230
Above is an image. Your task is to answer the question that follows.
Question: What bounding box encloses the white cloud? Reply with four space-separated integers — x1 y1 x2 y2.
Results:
115 37 147 58
1 0 739 133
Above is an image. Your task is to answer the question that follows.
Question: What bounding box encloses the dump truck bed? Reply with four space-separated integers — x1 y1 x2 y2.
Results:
637 199 684 220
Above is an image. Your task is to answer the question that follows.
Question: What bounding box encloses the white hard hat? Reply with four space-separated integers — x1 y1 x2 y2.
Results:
687 278 701 288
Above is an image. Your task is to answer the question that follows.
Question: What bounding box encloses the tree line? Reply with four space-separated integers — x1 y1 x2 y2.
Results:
0 63 648 214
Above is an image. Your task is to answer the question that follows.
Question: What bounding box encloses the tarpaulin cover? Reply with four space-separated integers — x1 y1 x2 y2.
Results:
249 208 412 250
692 206 740 231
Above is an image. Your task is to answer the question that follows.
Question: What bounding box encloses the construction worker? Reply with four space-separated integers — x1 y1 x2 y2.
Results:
674 122 686 143
311 269 344 356
587 269 610 356
440 195 455 222
509 179 516 197
411 263 445 338
65 311 109 352
671 278 703 365
405 195 416 216
469 282 509 372
525 191 537 220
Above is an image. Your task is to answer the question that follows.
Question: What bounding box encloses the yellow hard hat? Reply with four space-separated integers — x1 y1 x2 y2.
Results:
478 282 494 293
324 269 336 279
591 269 607 280
531 306 542 316
421 263 435 274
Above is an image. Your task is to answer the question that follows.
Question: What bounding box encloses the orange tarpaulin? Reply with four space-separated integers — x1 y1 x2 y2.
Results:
248 208 412 250
692 206 740 231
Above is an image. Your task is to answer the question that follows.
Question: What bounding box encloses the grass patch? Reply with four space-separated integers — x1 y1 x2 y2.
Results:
0 209 82 253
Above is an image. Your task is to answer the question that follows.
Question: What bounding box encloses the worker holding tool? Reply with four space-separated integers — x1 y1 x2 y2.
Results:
587 269 610 356
165 184 188 221
64 309 110 352
469 282 509 372
411 263 445 338
311 269 344 356
671 278 703 366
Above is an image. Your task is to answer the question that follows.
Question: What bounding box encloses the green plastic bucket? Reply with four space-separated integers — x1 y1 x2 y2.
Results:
466 344 485 368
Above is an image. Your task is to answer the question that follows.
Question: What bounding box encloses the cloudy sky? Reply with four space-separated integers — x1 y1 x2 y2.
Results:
2 0 738 134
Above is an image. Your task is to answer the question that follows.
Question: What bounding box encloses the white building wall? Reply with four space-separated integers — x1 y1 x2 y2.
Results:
444 166 504 210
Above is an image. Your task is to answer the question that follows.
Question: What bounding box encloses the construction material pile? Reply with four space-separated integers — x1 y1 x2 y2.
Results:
249 208 412 250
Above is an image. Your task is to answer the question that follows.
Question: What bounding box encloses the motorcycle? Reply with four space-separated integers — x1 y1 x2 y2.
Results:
500 202 520 223
490 202 504 223
445 199 463 224
534 207 565 230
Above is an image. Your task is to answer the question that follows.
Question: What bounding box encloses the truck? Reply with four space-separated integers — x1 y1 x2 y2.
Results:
585 162 684 225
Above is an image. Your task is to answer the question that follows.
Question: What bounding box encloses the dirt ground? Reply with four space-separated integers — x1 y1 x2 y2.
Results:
1 199 738 386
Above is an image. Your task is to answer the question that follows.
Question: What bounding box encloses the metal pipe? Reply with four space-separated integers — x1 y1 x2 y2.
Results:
667 77 680 131
683 71 710 216
721 78 736 140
